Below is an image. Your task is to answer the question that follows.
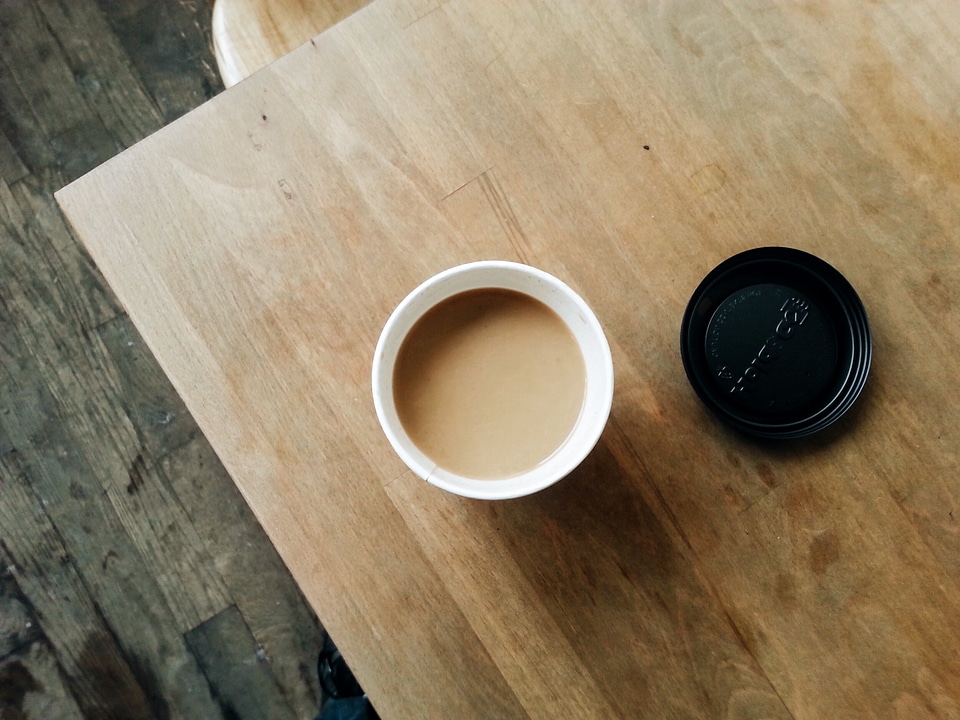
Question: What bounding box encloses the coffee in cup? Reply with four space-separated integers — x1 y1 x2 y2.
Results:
392 287 586 479
372 261 613 500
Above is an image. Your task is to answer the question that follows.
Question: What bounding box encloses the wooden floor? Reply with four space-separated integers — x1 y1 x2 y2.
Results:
0 2 326 718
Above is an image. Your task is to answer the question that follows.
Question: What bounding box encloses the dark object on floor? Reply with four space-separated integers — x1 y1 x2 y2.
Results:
319 633 363 700
317 634 380 720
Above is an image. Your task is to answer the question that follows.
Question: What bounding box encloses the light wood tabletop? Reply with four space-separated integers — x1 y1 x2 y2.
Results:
56 1 960 717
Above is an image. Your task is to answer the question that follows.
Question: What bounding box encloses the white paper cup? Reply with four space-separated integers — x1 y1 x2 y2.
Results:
372 261 614 500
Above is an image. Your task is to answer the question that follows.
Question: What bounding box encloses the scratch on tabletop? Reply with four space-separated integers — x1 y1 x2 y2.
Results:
440 166 495 203
478 170 530 264
402 1 448 29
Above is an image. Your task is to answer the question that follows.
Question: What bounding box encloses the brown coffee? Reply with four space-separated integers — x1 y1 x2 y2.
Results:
393 288 586 479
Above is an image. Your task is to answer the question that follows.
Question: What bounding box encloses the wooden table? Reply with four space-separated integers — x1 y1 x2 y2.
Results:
56 1 960 717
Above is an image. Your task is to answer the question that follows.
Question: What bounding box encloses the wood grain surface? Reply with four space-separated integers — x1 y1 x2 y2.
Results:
213 0 372 87
57 1 960 718
1 2 325 718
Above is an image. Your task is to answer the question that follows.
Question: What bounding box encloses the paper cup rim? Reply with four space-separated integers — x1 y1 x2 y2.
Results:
372 261 613 500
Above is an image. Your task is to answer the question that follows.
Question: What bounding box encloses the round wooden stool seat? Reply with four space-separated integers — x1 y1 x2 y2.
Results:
212 0 369 87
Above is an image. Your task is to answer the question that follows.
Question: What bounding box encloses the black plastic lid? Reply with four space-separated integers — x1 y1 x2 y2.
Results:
680 247 871 439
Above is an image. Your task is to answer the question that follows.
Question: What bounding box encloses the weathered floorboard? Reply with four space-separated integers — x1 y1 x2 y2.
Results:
0 1 325 717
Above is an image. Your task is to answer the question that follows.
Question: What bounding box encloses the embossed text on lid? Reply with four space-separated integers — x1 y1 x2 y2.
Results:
680 248 871 439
